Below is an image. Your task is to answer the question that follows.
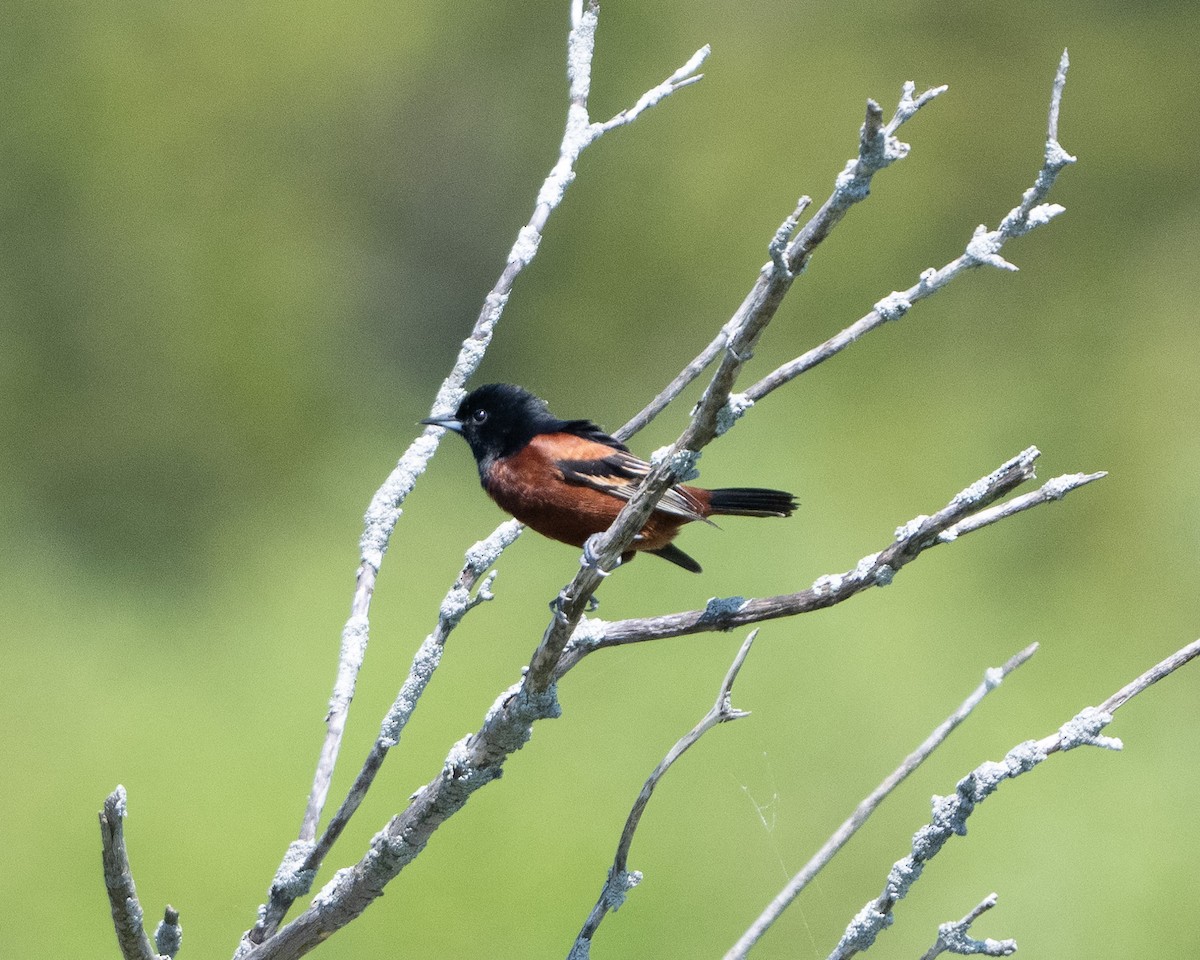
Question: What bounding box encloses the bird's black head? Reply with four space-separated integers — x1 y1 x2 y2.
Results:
422 383 564 478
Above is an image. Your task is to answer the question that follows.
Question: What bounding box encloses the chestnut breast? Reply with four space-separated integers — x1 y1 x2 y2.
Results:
484 433 690 551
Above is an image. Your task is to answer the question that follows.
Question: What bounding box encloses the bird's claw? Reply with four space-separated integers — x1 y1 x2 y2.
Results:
549 594 570 620
549 593 600 617
726 342 753 363
581 534 621 576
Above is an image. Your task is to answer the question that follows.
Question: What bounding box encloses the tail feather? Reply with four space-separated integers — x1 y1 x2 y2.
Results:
648 544 703 573
706 486 797 518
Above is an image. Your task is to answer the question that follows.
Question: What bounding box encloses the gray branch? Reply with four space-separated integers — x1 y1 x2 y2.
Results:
154 907 183 960
745 50 1075 406
99 786 175 960
242 522 520 948
919 893 1015 960
724 645 1038 960
826 636 1200 960
97 18 1101 960
558 451 1104 670
569 631 757 959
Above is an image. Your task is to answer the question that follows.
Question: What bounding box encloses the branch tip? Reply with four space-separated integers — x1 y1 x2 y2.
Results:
861 98 885 147
100 786 163 960
576 628 760 949
154 906 183 960
920 892 1015 960
1048 48 1070 143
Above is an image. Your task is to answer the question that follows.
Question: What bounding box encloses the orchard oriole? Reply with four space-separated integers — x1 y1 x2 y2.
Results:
422 383 796 573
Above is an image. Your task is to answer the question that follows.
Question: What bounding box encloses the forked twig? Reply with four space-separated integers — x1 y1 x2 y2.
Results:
570 632 758 958
99 787 177 960
918 893 1015 960
744 50 1075 406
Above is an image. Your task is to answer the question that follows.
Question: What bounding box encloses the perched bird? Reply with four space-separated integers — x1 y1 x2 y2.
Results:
422 383 796 573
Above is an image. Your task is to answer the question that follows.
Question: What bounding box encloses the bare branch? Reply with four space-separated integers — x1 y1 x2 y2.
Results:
571 632 756 958
594 44 710 135
919 893 1015 960
827 636 1200 960
937 470 1105 542
558 453 1103 671
1089 636 1200 718
616 332 732 440
784 82 946 270
624 80 951 439
244 523 520 947
1047 49 1069 143
724 645 1037 960
100 787 171 960
746 57 1074 405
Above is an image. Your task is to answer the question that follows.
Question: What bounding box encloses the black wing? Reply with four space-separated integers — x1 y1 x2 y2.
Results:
557 448 711 523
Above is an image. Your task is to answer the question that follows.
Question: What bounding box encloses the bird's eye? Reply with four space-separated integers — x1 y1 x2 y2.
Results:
470 408 489 424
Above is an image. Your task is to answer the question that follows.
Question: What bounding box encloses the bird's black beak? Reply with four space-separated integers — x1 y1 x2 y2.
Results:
420 414 464 434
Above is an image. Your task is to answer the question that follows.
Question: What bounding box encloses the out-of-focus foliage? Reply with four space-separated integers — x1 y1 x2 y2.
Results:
3 1 1199 958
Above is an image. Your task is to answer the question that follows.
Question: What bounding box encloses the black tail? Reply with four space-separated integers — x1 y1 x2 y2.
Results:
648 544 703 573
707 487 797 518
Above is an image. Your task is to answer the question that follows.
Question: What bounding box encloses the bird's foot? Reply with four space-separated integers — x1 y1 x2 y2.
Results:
581 534 621 577
548 593 600 618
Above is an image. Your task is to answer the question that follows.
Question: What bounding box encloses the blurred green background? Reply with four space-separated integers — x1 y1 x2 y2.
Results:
4 1 1198 957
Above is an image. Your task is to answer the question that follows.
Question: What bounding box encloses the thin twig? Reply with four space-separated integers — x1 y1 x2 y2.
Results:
558 455 1103 671
616 335 728 439
826 636 1200 960
746 52 1074 405
245 523 520 945
919 893 1014 960
570 632 757 958
937 470 1105 541
99 787 168 960
724 645 1036 960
